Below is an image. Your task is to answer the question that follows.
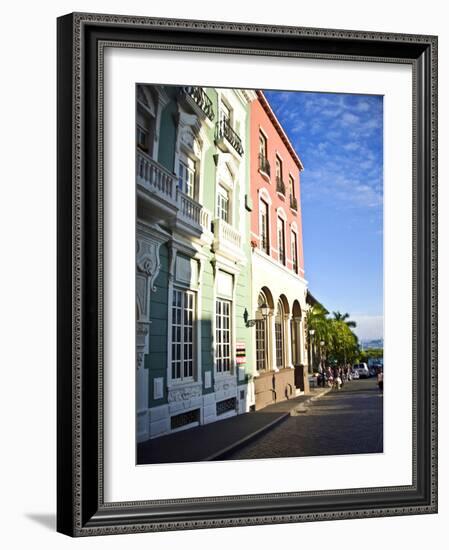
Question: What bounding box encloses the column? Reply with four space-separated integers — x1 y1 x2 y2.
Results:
284 313 294 369
268 310 277 372
298 317 304 365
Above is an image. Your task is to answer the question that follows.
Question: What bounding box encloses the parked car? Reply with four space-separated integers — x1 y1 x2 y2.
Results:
351 369 360 380
353 363 370 378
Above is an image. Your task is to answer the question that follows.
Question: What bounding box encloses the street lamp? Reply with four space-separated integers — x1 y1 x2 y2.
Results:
320 340 325 370
243 303 269 327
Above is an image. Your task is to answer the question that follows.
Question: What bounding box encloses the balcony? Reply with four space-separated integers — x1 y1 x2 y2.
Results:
176 189 212 236
258 154 271 177
290 194 298 211
136 148 210 238
212 217 245 262
215 118 244 156
180 86 215 122
276 177 286 196
137 148 176 207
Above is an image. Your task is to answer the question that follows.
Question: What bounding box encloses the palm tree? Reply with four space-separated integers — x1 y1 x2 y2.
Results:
332 311 357 329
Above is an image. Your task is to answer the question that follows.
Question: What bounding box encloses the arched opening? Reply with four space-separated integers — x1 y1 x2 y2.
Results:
291 300 302 366
255 288 273 372
275 296 289 369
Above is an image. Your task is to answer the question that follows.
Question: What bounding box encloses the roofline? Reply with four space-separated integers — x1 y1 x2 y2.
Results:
256 90 304 171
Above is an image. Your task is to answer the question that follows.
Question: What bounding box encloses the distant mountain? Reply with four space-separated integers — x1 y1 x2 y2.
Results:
361 338 383 350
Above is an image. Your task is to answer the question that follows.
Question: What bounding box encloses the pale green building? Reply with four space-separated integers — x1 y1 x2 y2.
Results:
136 84 256 441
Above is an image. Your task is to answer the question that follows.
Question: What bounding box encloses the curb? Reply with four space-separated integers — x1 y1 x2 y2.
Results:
291 387 332 415
206 412 290 461
207 387 333 460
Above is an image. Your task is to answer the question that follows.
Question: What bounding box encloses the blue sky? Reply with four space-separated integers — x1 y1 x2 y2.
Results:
264 90 383 341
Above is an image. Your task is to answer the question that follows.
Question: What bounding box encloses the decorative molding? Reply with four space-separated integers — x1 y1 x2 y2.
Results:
258 186 272 205
176 108 202 155
168 383 202 403
136 321 150 370
136 238 162 292
214 376 237 394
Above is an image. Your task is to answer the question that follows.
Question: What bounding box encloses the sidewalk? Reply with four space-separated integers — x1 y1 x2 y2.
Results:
137 386 332 465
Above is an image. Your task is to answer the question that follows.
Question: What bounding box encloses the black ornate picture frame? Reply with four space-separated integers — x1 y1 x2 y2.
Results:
57 12 438 536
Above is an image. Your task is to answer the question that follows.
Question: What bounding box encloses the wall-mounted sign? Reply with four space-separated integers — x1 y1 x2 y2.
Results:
236 341 246 364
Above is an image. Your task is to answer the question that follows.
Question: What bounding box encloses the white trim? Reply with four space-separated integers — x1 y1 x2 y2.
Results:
254 247 308 286
275 150 285 163
257 186 272 205
288 172 297 196
258 194 270 254
258 125 269 141
235 88 257 105
277 206 287 220
167 286 197 387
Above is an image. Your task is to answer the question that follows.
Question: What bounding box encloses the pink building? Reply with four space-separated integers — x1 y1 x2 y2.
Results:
249 90 309 410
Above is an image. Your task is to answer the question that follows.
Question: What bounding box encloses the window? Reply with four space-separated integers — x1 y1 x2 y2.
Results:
260 199 270 254
217 185 230 222
275 156 283 180
291 231 298 273
276 156 285 194
171 289 195 381
275 300 285 368
278 217 286 265
216 299 232 373
220 100 231 125
289 175 295 197
255 320 267 371
259 132 269 174
289 175 298 210
178 157 196 198
136 95 156 156
136 125 148 151
256 292 269 372
259 132 267 158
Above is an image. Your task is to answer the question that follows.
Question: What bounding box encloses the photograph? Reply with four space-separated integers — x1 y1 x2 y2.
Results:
54 10 437 535
135 84 384 465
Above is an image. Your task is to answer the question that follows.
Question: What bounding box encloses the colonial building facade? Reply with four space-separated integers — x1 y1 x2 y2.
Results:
136 85 309 442
249 91 310 410
136 85 257 442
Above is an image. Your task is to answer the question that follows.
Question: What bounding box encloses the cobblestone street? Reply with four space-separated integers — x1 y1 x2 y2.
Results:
221 377 383 460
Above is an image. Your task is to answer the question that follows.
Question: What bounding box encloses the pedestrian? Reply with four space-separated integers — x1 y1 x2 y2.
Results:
377 368 384 392
326 366 333 388
318 363 324 387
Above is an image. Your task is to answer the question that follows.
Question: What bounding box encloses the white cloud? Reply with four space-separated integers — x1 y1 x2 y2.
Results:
343 142 360 151
342 112 360 125
355 100 371 112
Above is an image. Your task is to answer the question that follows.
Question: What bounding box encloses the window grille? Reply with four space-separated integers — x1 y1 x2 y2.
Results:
216 299 232 373
216 398 236 416
170 409 200 430
171 289 195 380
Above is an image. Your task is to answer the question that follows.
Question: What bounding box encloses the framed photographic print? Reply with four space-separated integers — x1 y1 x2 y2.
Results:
57 12 438 536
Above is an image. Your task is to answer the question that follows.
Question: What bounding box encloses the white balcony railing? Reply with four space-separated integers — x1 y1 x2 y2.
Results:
214 218 242 250
137 148 175 200
137 148 211 237
177 189 202 226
